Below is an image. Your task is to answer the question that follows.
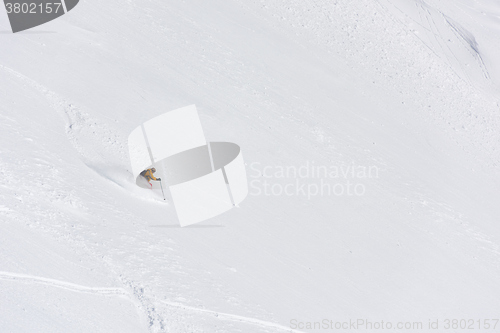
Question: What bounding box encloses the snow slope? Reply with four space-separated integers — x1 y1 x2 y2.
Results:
1 0 500 332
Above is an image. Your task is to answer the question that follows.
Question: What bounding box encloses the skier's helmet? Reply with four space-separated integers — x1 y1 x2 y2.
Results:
152 167 156 172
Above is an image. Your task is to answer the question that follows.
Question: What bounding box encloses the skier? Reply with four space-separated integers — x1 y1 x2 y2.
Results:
140 167 161 187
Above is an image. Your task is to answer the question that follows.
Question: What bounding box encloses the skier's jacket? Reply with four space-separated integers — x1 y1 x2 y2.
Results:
140 169 158 182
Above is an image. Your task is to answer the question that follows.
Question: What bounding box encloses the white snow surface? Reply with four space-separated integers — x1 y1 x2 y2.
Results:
1 0 500 332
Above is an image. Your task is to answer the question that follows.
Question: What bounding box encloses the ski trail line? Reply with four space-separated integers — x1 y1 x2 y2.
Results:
0 271 127 296
162 301 305 333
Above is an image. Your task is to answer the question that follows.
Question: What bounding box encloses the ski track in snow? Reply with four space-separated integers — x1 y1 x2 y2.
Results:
0 271 127 296
162 301 305 333
0 270 299 332
0 64 125 169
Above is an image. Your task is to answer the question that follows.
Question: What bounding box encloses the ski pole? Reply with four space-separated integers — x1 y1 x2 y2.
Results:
159 179 166 200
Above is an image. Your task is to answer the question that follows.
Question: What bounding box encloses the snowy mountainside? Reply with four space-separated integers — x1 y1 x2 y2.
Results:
243 0 500 171
1 0 500 332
